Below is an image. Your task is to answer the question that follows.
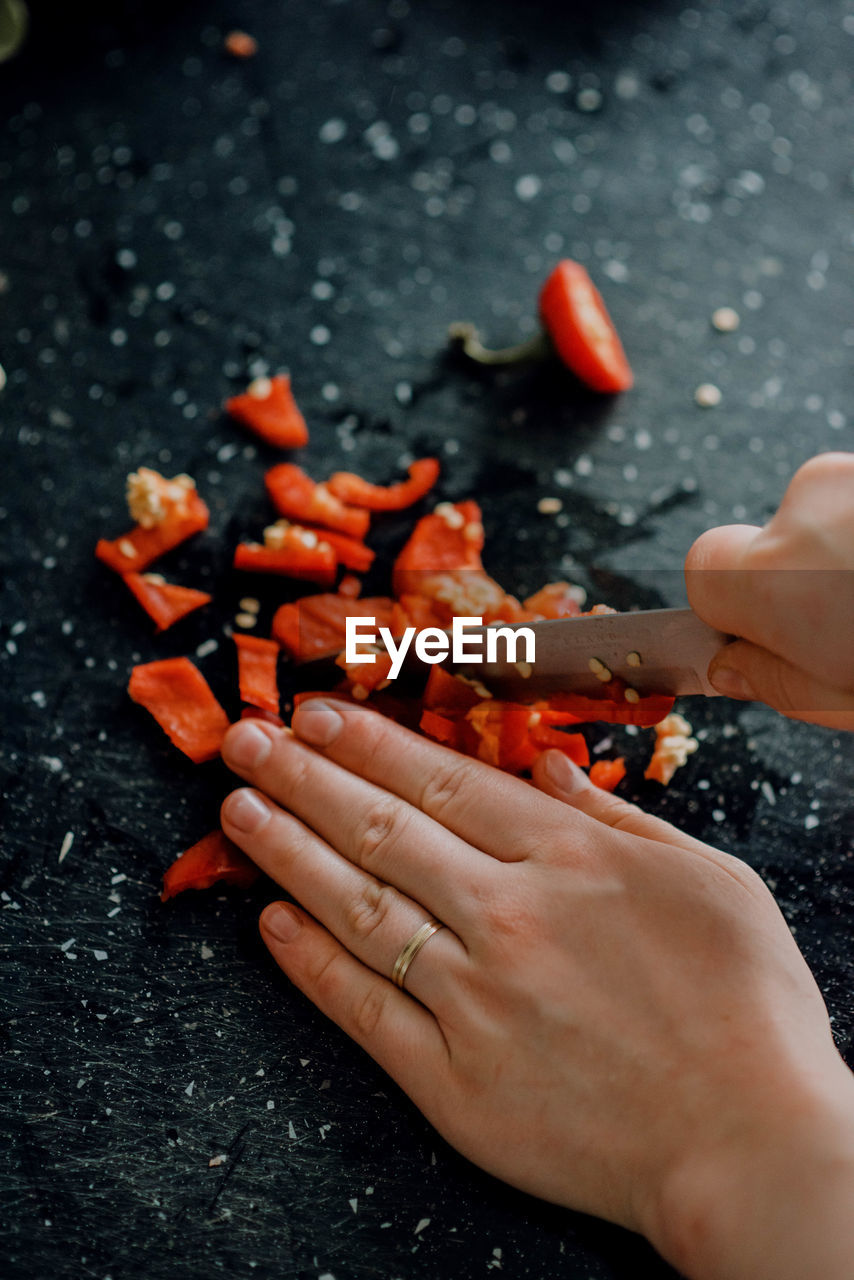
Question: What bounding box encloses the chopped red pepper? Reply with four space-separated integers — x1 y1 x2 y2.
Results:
393 500 484 595
546 678 674 728
265 464 370 539
327 458 440 511
233 535 337 586
523 581 585 620
128 657 230 763
123 573 212 632
224 30 258 58
338 574 362 599
225 375 309 449
589 758 627 792
527 720 590 767
336 648 394 696
161 830 260 901
464 701 541 775
96 489 209 574
539 260 634 393
272 594 398 661
304 527 374 573
422 665 483 717
234 633 280 715
419 708 463 749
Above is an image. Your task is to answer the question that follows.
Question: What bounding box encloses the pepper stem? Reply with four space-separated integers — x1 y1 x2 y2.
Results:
448 322 552 367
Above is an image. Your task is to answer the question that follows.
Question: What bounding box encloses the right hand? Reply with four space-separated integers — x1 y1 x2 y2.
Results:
685 452 854 729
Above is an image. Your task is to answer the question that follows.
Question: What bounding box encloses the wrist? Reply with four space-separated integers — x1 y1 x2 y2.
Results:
647 1055 854 1280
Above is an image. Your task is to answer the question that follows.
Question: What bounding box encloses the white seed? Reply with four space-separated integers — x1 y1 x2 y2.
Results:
588 657 606 675
239 597 260 613
235 612 257 628
351 684 369 701
248 376 273 399
515 661 533 679
694 382 722 408
463 521 484 542
142 573 167 585
537 497 563 515
595 666 612 683
711 307 740 332
624 687 640 703
118 539 137 558
626 651 642 667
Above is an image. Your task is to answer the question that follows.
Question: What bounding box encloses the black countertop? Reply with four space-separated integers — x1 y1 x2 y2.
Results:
2 2 853 1277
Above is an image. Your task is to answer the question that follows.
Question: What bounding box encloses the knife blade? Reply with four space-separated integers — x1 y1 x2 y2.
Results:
450 607 730 701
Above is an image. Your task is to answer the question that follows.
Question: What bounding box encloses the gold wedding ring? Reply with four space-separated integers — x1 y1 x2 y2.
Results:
391 918 445 990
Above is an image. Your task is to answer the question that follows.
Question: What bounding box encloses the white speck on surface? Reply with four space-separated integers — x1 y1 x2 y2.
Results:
515 174 541 201
546 70 571 93
310 325 331 346
577 87 603 111
58 831 74 863
804 813 820 831
31 690 47 708
712 809 725 823
694 383 722 408
414 1218 431 1235
185 1080 195 1097
93 950 108 961
712 307 740 332
111 873 127 885
59 938 76 952
574 454 593 476
200 943 214 960
349 1198 358 1213
288 1120 296 1139
266 1100 275 1111
760 780 776 806
208 1154 226 1167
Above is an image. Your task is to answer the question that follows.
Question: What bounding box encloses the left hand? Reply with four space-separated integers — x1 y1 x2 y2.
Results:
219 702 854 1280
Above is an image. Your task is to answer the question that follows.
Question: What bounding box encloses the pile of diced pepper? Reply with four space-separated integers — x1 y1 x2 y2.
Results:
96 345 696 901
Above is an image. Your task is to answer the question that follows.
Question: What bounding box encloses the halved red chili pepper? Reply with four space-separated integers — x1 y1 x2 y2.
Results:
449 259 632 394
161 830 260 901
589 758 627 792
128 657 230 763
265 464 370 539
96 489 210 574
123 573 212 632
233 633 280 715
225 375 309 449
539 260 633 393
326 458 440 511
233 535 337 586
272 594 398 661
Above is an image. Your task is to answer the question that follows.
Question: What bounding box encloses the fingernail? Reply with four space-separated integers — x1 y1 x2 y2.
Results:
709 665 754 701
263 902 302 943
224 788 271 833
543 750 587 793
294 699 343 747
224 721 272 770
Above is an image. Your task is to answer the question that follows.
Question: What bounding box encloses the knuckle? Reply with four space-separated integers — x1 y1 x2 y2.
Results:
352 798 401 871
421 760 469 819
350 983 389 1040
344 879 397 943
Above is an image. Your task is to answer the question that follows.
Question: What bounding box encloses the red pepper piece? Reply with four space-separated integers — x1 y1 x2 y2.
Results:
233 633 280 714
546 679 674 727
128 657 230 763
304 527 374 573
233 536 337 586
419 708 463 749
392 500 485 596
335 649 394 696
265 464 370 539
539 260 634 393
225 375 309 449
272 594 397 661
589 757 627 792
95 489 210 574
326 458 440 511
161 830 260 901
464 701 541 775
123 573 212 632
523 581 585 620
528 721 590 767
422 666 483 717
394 594 448 630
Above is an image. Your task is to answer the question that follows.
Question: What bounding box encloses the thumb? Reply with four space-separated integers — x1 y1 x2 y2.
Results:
709 640 854 731
532 751 705 853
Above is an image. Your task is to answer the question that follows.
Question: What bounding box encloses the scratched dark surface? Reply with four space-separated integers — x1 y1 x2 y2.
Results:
2 1 854 1277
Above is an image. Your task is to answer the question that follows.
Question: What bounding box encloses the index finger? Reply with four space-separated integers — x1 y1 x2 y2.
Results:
290 699 570 862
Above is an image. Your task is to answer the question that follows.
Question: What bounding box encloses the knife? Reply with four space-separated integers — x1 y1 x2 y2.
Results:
447 607 731 701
